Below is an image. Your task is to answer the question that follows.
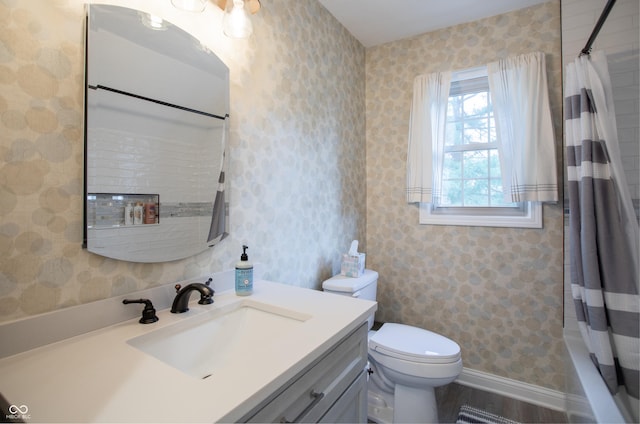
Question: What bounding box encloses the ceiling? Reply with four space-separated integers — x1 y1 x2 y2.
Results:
317 0 549 48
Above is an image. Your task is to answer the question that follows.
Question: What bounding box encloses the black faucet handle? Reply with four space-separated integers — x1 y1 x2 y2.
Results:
174 284 182 293
198 295 214 305
197 278 215 305
204 278 214 297
123 298 159 324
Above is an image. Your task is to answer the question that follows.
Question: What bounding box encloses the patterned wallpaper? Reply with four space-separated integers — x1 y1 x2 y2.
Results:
0 0 365 321
2 0 565 393
365 1 565 390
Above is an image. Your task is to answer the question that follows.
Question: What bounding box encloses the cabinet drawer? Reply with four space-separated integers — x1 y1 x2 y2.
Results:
319 371 367 423
244 323 368 423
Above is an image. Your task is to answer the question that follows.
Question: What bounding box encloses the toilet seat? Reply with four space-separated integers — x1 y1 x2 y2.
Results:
369 323 461 364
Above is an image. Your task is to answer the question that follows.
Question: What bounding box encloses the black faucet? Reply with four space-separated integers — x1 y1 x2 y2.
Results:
123 298 159 324
171 278 214 313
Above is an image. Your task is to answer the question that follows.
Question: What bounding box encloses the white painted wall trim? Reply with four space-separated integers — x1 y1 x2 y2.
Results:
455 367 567 412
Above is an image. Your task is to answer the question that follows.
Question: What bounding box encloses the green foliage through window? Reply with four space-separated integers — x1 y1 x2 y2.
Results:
440 79 515 208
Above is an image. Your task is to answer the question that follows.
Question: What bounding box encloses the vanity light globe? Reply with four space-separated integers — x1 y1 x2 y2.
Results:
171 0 206 13
223 0 253 38
138 12 168 31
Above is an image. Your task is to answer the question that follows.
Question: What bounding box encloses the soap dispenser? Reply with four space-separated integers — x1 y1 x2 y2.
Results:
235 245 253 296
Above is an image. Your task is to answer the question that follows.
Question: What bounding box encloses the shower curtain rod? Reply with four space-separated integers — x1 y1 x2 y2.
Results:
89 84 227 120
580 0 617 56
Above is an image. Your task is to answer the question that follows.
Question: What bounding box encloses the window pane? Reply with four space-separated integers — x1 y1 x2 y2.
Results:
447 97 460 117
490 179 520 207
463 179 489 206
463 92 489 117
490 178 505 205
441 180 462 206
489 117 496 141
489 149 501 178
445 122 461 146
463 150 488 179
443 152 462 179
439 73 510 211
463 120 489 144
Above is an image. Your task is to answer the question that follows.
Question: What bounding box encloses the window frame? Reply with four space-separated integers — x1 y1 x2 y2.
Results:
419 66 543 229
419 201 542 228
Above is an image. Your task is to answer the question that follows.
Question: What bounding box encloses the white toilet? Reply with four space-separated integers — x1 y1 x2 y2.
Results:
322 269 462 423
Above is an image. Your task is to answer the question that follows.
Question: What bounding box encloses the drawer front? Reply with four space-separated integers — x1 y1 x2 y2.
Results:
245 323 368 423
319 371 367 423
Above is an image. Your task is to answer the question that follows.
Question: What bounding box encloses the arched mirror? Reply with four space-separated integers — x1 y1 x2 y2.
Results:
83 4 229 263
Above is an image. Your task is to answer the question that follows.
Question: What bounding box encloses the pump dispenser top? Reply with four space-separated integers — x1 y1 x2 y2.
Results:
240 245 248 261
235 245 253 296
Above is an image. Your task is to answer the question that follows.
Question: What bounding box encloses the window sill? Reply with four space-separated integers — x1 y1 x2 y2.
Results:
419 202 542 228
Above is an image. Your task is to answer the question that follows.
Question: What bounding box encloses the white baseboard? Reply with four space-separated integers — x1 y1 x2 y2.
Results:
454 367 566 412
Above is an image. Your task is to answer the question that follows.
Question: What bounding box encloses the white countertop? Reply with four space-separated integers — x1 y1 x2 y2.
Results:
0 280 376 423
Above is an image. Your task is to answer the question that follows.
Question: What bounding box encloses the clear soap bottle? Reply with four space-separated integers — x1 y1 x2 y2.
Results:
133 202 144 225
235 245 253 296
124 203 133 226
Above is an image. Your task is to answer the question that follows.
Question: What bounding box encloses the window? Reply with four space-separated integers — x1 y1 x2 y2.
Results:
420 67 542 228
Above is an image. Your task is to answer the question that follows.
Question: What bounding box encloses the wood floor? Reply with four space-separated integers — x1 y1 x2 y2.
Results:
435 382 569 423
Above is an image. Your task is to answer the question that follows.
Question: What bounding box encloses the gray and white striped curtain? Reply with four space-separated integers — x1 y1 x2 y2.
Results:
207 116 228 245
565 51 639 399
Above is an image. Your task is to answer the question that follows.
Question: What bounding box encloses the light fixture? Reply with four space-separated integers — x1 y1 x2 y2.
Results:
215 0 261 38
171 0 207 13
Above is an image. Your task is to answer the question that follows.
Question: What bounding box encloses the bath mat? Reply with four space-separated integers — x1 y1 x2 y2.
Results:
456 405 522 424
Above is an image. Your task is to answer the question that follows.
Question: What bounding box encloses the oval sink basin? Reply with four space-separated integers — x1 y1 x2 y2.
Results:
127 299 311 379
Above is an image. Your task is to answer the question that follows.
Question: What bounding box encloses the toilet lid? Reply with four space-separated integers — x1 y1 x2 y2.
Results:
369 323 461 364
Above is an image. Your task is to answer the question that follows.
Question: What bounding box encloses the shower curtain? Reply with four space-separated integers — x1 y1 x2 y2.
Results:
207 117 228 245
565 50 639 399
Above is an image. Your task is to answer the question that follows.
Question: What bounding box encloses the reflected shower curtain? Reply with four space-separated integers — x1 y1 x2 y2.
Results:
565 51 639 399
207 117 228 245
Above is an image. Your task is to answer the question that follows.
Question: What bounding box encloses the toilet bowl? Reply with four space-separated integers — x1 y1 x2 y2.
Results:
368 323 462 423
322 270 462 423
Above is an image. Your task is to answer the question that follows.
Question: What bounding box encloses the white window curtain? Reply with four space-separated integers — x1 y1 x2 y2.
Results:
487 52 558 202
406 71 452 203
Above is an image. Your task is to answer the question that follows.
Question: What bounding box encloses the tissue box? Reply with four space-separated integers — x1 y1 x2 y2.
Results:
340 253 366 277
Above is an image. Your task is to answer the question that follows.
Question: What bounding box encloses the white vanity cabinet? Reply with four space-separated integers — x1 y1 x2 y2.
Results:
240 322 368 423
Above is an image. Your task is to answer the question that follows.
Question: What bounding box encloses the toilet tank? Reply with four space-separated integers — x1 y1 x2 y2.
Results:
322 269 378 330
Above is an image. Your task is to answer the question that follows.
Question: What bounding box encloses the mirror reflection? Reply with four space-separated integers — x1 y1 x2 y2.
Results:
83 5 229 263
